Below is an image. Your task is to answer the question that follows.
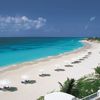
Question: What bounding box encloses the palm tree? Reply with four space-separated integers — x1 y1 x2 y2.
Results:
58 78 79 96
37 96 44 100
94 66 100 78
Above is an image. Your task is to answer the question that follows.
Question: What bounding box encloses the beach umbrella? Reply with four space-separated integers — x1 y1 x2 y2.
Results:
55 64 61 68
64 61 70 65
39 69 45 72
44 92 75 100
0 79 11 87
64 61 69 63
71 57 80 62
21 75 29 80
39 69 44 72
39 69 45 74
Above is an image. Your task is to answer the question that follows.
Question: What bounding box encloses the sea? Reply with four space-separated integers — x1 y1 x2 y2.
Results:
0 37 84 67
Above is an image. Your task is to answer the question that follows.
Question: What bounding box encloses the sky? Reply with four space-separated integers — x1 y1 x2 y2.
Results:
0 0 100 37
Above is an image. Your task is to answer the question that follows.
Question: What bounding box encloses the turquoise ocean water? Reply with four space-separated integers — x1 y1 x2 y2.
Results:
0 37 84 67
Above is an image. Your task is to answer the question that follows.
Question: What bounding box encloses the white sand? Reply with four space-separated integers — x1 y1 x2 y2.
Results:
0 40 100 100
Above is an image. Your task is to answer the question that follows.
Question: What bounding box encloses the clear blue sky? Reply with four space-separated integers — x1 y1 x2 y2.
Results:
0 0 100 37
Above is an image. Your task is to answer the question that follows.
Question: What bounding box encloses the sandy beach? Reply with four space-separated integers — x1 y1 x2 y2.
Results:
0 40 100 100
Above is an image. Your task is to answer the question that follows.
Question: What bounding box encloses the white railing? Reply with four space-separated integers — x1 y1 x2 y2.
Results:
81 90 100 100
81 92 97 100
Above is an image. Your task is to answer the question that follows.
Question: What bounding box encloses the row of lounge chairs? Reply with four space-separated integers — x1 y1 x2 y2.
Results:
71 52 92 64
0 51 92 92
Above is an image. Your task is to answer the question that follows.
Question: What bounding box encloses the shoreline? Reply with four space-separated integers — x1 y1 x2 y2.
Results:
0 40 100 100
0 40 91 74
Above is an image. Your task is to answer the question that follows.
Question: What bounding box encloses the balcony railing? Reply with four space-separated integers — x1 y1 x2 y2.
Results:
81 92 98 100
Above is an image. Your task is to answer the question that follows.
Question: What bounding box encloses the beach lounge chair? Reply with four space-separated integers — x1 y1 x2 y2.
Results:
78 58 84 61
0 87 3 90
3 86 17 92
83 55 88 59
0 79 17 92
39 69 51 77
21 80 36 84
21 75 36 84
39 74 51 77
54 68 65 72
64 64 73 67
71 60 81 64
54 69 65 71
54 64 65 72
88 52 92 54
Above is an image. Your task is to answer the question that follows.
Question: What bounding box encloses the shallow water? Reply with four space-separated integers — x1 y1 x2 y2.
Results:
0 37 84 67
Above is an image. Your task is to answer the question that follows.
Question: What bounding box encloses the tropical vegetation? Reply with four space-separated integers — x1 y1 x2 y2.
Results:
87 37 100 41
59 66 100 98
37 66 100 99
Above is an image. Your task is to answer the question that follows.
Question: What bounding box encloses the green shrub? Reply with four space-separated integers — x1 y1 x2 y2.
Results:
58 78 79 96
58 76 100 98
37 96 44 100
76 77 100 98
95 66 100 78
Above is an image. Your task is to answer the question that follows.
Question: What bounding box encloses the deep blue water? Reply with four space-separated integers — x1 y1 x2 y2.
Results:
0 37 84 67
